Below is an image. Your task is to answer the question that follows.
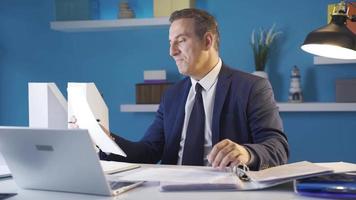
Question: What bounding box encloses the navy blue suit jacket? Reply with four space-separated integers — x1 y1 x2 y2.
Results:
103 64 289 170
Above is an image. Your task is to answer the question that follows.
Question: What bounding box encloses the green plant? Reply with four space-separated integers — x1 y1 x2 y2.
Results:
251 24 281 71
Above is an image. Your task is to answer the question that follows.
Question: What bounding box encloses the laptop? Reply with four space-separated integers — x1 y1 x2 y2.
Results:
0 127 143 196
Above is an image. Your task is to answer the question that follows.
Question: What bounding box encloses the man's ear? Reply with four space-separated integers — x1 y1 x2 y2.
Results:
203 32 214 50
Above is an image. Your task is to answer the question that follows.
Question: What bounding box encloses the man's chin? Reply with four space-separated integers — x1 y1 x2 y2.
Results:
177 65 187 75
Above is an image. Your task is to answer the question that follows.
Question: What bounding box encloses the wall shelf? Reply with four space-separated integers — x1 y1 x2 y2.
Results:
277 102 356 112
50 17 170 32
120 103 356 112
313 56 356 65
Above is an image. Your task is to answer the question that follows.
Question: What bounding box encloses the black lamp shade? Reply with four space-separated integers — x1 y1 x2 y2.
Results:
301 16 356 59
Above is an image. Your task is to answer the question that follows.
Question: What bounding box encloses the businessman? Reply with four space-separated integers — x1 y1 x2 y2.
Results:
101 8 289 170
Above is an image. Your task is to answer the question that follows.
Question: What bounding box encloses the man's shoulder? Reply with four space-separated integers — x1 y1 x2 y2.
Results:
162 77 190 100
166 77 190 91
221 63 263 85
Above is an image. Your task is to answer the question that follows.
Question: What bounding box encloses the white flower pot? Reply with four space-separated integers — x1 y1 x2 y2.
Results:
252 71 268 79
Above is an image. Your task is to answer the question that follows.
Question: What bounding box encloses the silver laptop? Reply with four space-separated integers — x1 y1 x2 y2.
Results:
0 128 142 196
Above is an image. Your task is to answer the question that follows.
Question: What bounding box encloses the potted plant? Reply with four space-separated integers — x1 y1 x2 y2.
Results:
250 24 281 79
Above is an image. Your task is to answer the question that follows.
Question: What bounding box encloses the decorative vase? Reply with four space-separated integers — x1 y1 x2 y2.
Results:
252 71 268 79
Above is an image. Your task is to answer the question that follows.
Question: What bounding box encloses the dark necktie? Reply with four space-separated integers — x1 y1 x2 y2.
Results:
182 83 205 166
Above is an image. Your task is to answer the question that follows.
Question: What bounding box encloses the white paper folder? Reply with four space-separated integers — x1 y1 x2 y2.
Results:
67 82 126 156
119 161 356 191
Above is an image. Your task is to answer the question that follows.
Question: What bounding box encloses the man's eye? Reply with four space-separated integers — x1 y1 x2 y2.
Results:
178 38 185 43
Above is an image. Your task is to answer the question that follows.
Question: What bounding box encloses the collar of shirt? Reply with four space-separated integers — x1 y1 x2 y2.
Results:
190 58 222 92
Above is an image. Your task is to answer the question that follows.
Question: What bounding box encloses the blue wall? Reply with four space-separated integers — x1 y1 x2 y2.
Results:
0 0 355 163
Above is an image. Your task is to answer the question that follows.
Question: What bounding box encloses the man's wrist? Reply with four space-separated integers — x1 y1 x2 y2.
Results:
244 146 257 167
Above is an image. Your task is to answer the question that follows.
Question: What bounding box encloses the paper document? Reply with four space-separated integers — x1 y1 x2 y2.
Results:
0 153 11 178
67 83 126 156
246 161 332 182
0 152 6 165
0 165 11 178
120 166 237 184
315 162 356 173
100 161 140 174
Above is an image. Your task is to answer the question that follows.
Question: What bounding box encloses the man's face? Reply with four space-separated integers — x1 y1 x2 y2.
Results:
169 18 207 79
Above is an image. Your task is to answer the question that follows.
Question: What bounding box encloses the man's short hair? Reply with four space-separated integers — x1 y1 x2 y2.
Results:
169 8 220 50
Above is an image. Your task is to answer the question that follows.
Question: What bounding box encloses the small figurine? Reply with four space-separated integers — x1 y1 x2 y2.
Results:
118 0 135 19
288 66 303 103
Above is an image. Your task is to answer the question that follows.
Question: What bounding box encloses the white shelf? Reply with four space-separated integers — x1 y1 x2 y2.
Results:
313 56 356 65
277 102 356 112
50 17 170 32
120 103 356 112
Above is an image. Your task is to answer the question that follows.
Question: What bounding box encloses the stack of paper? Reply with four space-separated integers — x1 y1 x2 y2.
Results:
0 152 11 178
100 161 140 174
0 165 11 178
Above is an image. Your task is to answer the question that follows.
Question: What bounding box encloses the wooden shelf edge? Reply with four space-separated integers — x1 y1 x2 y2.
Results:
120 103 356 113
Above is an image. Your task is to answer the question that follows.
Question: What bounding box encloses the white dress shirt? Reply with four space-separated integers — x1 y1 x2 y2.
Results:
177 58 222 166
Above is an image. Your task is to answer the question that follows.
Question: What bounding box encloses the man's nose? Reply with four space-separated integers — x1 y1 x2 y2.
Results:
169 44 179 57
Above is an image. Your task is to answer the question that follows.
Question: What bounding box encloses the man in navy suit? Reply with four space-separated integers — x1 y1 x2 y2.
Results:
101 8 289 170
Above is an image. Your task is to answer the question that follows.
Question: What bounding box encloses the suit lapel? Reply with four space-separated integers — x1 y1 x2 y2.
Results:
166 79 191 164
212 64 233 145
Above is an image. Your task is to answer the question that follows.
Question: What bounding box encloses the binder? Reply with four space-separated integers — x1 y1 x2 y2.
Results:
158 161 356 191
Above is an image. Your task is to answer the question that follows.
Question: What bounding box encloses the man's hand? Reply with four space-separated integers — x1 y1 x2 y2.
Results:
207 139 250 169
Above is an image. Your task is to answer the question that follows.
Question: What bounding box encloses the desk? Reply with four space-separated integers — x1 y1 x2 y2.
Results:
0 167 321 200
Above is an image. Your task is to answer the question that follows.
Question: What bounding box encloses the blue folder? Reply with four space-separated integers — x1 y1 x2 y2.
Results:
295 173 356 199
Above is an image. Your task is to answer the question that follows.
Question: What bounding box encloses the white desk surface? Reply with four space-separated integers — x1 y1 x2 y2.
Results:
0 165 322 200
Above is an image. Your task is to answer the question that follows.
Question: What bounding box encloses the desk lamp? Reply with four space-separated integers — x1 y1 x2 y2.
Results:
301 0 356 59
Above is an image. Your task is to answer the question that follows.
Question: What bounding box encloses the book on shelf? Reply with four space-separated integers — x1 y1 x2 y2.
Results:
136 82 173 104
